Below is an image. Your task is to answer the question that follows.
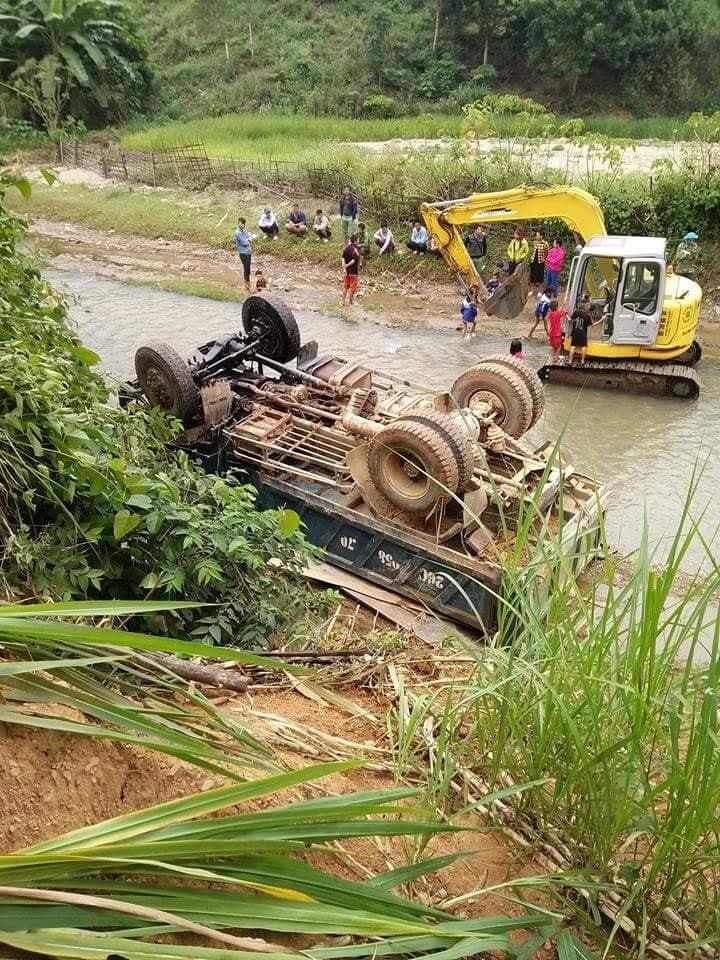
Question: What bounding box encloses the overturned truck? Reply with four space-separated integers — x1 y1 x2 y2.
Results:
125 296 607 631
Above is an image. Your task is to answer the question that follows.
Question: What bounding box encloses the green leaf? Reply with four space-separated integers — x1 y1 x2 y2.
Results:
58 43 89 85
113 508 141 539
0 616 298 670
126 493 153 510
23 761 362 853
15 23 40 39
366 852 468 891
0 600 202 618
40 167 58 185
277 508 301 540
556 930 599 960
13 177 31 200
69 344 101 366
0 928 299 960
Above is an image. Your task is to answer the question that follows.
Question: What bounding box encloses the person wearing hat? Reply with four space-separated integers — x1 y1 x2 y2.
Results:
675 231 699 278
257 206 279 240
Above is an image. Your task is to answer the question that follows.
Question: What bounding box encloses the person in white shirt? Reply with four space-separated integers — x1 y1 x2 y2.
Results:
312 208 332 242
258 207 279 239
406 220 429 253
374 221 395 255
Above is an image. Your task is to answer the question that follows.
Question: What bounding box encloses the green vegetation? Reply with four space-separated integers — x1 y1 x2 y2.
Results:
122 112 461 159
120 107 701 165
20 122 720 261
383 476 720 954
0 602 573 960
126 0 720 122
0 0 150 130
0 171 317 646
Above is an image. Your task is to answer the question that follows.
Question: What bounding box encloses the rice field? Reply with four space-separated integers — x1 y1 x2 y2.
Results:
121 113 462 160
120 111 691 161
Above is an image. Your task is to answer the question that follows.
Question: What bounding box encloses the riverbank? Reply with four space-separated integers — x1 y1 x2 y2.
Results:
15 173 720 350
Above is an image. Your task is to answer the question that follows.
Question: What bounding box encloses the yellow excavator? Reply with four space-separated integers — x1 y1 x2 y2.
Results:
420 186 703 399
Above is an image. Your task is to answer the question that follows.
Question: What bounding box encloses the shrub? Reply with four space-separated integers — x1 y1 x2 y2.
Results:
362 94 398 119
470 64 497 85
0 172 315 646
416 54 465 101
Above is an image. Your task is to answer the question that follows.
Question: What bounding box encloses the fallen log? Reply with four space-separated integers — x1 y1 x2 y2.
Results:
143 652 249 693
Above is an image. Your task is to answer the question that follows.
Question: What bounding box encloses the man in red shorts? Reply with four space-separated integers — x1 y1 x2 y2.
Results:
341 236 360 306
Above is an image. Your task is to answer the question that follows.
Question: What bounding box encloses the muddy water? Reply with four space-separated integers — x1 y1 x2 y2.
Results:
53 269 720 566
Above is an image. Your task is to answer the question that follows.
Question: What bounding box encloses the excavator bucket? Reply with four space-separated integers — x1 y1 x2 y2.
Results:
483 261 530 320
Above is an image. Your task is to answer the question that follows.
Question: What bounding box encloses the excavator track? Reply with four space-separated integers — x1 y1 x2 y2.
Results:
537 359 700 399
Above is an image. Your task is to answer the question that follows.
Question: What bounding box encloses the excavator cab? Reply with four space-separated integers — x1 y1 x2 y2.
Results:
567 237 666 347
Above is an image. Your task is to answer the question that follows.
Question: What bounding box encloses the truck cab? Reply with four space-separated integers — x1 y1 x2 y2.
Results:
567 236 666 347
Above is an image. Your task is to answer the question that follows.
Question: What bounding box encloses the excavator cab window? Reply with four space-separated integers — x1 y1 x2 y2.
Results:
573 255 621 336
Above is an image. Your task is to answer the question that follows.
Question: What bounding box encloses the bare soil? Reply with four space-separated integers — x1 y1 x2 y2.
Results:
0 674 550 935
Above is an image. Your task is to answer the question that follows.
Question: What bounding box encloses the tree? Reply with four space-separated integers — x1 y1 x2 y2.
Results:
0 0 150 129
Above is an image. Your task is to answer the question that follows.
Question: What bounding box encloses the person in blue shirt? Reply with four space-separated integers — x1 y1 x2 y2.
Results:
460 295 478 339
285 203 308 237
406 220 429 254
234 217 252 292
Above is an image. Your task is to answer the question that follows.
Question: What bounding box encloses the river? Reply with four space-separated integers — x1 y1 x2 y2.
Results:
52 268 720 569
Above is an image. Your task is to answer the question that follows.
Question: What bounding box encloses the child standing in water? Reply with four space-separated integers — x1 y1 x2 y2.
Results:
545 299 565 362
460 295 478 339
510 339 524 359
528 286 553 339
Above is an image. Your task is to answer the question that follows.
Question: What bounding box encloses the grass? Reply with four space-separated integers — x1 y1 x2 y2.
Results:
120 110 695 162
121 112 462 160
382 471 720 955
0 601 574 960
12 180 452 283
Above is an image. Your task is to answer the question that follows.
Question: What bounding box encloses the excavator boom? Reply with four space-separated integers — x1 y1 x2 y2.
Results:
420 185 607 319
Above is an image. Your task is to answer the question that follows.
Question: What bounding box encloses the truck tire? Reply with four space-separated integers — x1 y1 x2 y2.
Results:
476 355 545 427
450 362 533 438
134 343 200 423
242 295 301 363
398 412 475 491
368 418 460 514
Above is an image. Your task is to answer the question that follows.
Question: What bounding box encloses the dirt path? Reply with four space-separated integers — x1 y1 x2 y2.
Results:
30 217 720 352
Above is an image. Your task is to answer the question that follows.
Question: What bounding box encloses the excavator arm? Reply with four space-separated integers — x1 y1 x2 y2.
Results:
420 186 607 319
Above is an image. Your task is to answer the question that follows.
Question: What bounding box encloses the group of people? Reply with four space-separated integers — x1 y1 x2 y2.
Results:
236 185 434 302
464 224 567 295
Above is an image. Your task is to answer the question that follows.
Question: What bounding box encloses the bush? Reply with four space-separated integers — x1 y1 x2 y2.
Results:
362 94 398 119
0 118 47 155
0 171 315 646
417 54 465 100
470 64 497 85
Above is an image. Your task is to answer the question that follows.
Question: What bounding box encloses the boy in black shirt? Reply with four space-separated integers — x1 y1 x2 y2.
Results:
568 295 597 366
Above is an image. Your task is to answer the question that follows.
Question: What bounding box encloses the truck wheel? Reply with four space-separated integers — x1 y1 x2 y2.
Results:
476 355 545 426
450 362 533 438
135 343 199 423
398 412 475 491
242 295 301 363
368 418 460 514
